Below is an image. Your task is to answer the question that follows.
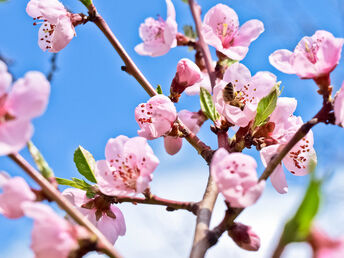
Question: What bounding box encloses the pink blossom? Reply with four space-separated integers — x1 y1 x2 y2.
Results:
213 62 276 127
135 0 177 57
0 65 50 156
0 172 36 219
95 135 159 196
260 97 317 194
23 202 88 258
211 148 265 208
62 188 126 244
228 223 260 251
170 59 202 102
26 0 75 52
135 95 177 139
202 4 264 61
334 82 344 127
163 110 203 155
269 30 344 79
184 71 213 95
0 61 12 96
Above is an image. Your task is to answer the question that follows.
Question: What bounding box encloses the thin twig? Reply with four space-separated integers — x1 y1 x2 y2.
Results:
8 153 122 258
47 53 58 82
111 194 199 214
188 0 216 87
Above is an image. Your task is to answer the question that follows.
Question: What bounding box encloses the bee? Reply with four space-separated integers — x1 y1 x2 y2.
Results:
222 82 245 110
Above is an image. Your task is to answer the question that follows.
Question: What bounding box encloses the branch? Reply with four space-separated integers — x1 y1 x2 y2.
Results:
188 0 216 87
8 153 122 258
110 194 199 214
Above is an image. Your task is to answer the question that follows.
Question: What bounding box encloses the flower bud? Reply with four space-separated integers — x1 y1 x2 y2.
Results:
170 58 202 102
228 223 260 251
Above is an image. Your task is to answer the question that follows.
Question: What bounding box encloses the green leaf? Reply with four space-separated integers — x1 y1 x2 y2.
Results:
181 0 188 4
279 176 322 245
156 84 163 94
74 146 97 183
27 141 54 179
56 177 94 192
253 85 279 128
200 87 219 122
79 0 93 8
183 25 197 39
56 178 84 189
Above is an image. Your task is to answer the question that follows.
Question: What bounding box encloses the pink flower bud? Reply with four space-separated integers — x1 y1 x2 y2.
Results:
269 30 344 80
228 223 260 251
23 202 87 258
170 59 202 102
211 148 265 208
202 4 264 61
95 135 159 196
0 172 36 219
26 0 75 52
334 82 344 127
135 95 177 140
135 0 177 57
164 136 182 155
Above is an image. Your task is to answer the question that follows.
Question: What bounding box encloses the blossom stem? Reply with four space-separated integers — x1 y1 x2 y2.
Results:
88 4 156 97
8 153 122 258
110 194 199 214
188 0 216 87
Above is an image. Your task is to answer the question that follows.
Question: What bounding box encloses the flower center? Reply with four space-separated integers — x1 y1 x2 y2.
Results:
141 18 166 46
288 137 311 173
137 103 155 125
216 20 237 48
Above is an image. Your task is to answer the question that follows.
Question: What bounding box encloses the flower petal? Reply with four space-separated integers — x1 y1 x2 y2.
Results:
233 19 264 47
269 49 295 74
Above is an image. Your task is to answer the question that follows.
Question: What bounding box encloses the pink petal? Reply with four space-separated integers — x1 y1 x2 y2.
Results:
269 49 295 74
0 120 33 156
105 135 129 162
270 97 297 124
62 188 89 207
166 0 176 20
164 136 182 155
234 19 264 47
270 165 288 194
6 71 50 119
316 30 344 76
219 46 249 61
223 62 251 90
237 181 265 207
178 109 201 134
26 0 67 24
176 58 202 86
249 71 277 100
51 16 75 53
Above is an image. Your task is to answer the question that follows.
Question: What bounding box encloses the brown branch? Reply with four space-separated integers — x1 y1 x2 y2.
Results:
88 5 156 97
8 153 122 258
110 194 199 215
188 0 216 87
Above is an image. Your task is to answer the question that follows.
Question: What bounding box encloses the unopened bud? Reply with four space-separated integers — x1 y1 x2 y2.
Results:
170 58 202 102
228 223 260 251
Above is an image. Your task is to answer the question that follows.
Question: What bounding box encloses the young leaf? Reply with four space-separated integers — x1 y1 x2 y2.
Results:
27 141 54 179
156 84 163 94
74 146 97 183
200 87 219 122
56 177 84 189
181 0 188 3
278 175 322 246
219 58 238 68
183 25 197 39
253 86 279 128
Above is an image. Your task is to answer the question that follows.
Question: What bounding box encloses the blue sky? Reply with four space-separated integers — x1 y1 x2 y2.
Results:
1 0 344 257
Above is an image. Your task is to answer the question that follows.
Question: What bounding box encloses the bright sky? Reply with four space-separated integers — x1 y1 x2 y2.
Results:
1 0 344 257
